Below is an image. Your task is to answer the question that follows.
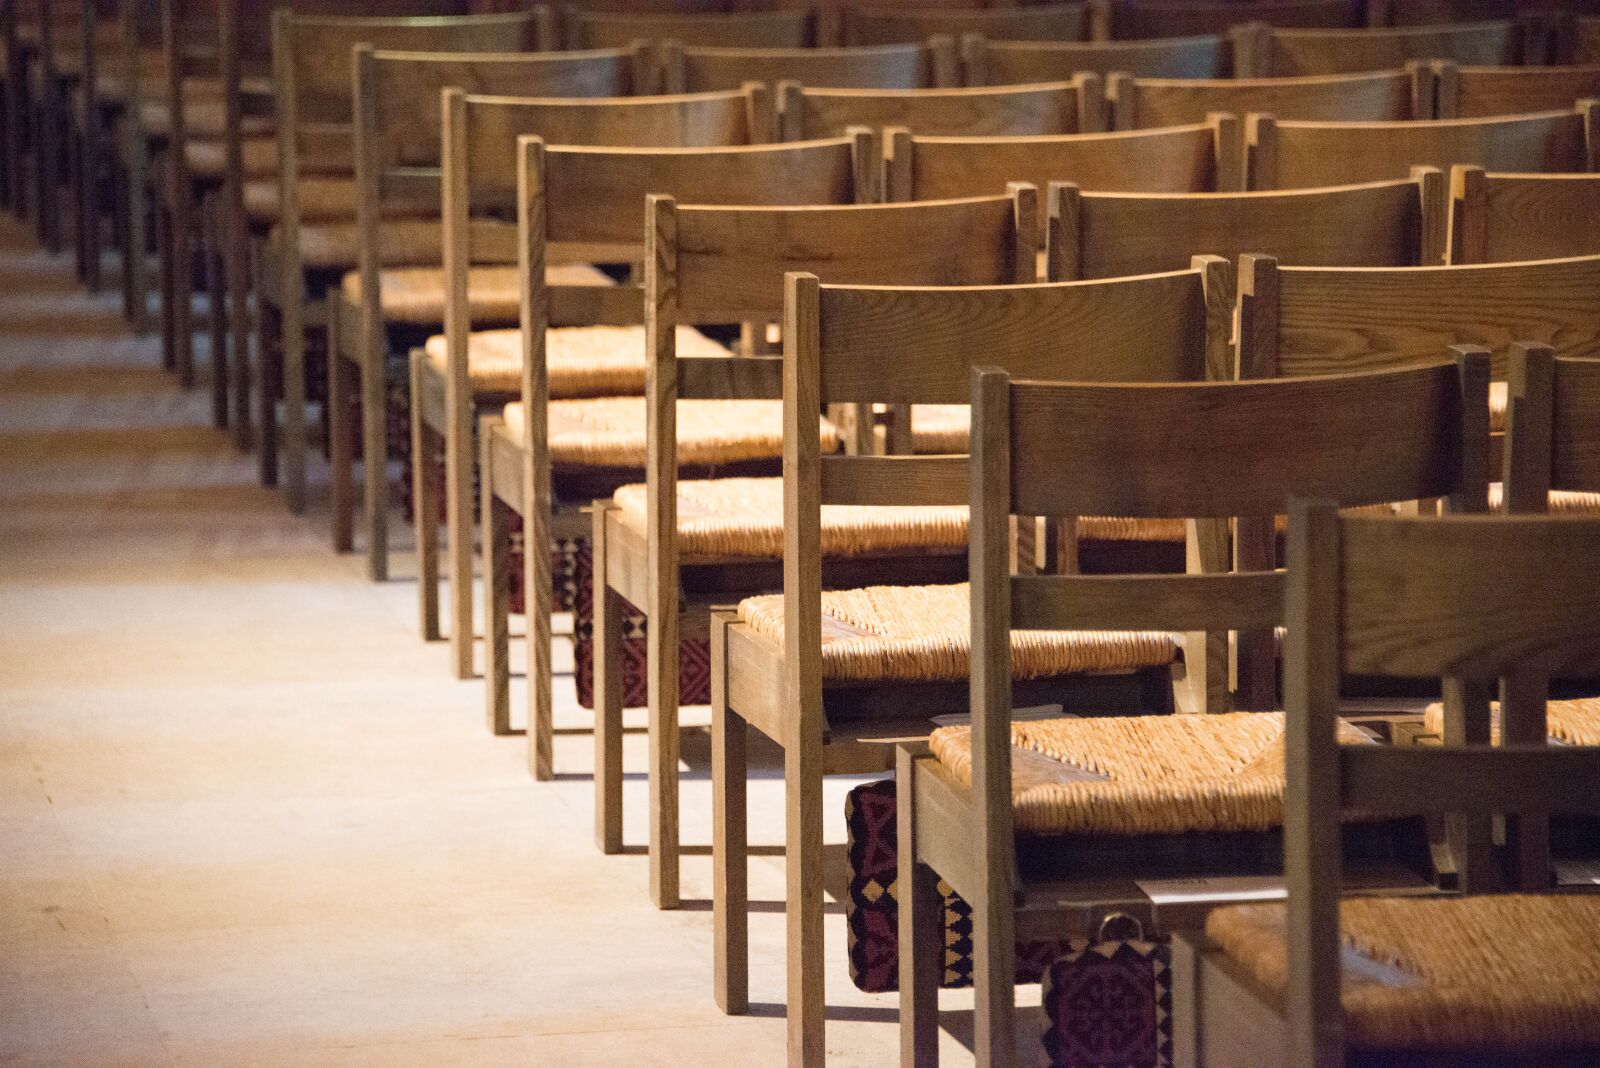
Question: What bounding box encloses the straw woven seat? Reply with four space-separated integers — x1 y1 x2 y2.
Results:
1206 895 1600 1051
241 176 361 223
930 711 1381 836
140 98 272 141
183 136 280 182
276 219 444 271
504 397 840 468
1488 482 1600 515
1422 696 1600 746
611 476 969 558
424 320 726 398
736 582 1176 684
350 263 613 328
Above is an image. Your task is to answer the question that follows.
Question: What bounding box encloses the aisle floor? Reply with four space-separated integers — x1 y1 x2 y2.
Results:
0 219 994 1066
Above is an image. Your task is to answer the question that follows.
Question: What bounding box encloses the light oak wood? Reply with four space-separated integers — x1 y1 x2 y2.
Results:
887 117 1239 209
721 260 1231 1066
963 32 1229 86
1258 18 1524 77
779 78 1101 142
1247 105 1597 190
901 355 1484 1067
1436 61 1600 118
564 7 813 51
841 3 1087 47
434 86 781 681
1447 166 1600 265
1095 0 1360 42
267 6 551 513
1239 252 1600 382
665 39 954 93
1109 66 1422 130
344 45 643 582
1047 171 1441 281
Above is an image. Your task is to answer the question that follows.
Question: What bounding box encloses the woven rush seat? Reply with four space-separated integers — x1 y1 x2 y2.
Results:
1422 696 1600 746
355 263 614 328
140 97 272 141
1488 482 1600 515
240 175 363 223
736 582 1176 685
1206 895 1600 1051
274 219 444 271
504 397 840 468
931 711 1379 836
611 476 969 558
424 319 724 398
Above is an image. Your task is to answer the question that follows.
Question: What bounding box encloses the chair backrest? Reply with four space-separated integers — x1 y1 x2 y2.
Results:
887 118 1242 209
1503 345 1600 512
1245 105 1597 189
1237 252 1600 383
778 258 1234 749
1280 500 1600 1066
1435 61 1600 118
664 40 956 93
1094 0 1361 41
778 79 1101 141
641 189 1041 693
1448 167 1600 264
1108 67 1424 130
1049 169 1444 281
563 7 814 50
349 46 648 361
970 357 1488 986
840 2 1087 46
268 8 558 281
1244 19 1525 77
962 33 1231 85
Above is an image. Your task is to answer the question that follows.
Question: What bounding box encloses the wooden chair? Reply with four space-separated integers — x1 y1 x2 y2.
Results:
898 355 1486 1068
472 134 872 775
1050 169 1446 280
1240 18 1528 77
1176 505 1600 1068
562 7 814 52
1109 66 1427 130
1091 0 1362 42
571 190 1039 912
1448 167 1600 264
260 7 553 514
840 3 1088 47
424 86 780 681
662 40 957 93
1370 0 1522 25
331 46 646 583
711 261 1235 1065
1245 104 1599 189
1434 60 1600 117
886 116 1242 204
777 79 1104 142
962 32 1232 85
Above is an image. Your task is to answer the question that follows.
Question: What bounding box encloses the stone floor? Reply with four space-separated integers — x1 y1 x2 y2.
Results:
0 217 1004 1066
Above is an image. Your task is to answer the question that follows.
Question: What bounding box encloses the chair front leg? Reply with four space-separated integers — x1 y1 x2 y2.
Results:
256 292 279 487
594 505 625 847
327 310 355 555
360 311 389 581
205 202 229 431
446 387 475 680
280 277 308 513
648 600 680 910
411 351 441 641
171 176 195 390
786 726 827 1067
483 420 512 736
897 746 942 1068
711 611 749 1014
156 197 175 371
227 213 252 449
